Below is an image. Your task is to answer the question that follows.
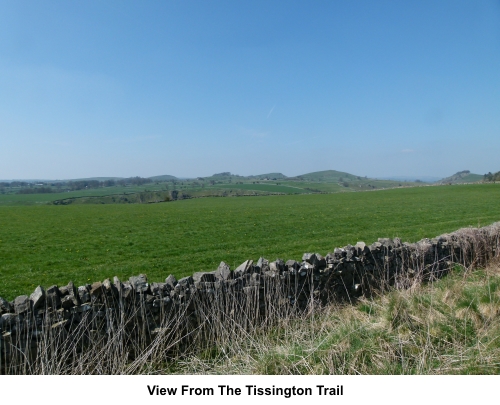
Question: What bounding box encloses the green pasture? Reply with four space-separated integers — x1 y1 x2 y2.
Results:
279 181 340 192
216 183 309 194
278 179 415 193
1 183 500 300
0 183 168 206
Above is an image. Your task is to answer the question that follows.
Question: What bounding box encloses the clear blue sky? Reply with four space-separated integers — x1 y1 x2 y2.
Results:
1 0 499 180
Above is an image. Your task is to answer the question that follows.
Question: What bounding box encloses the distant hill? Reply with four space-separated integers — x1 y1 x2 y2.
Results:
0 179 52 183
6 169 474 187
202 172 243 182
436 171 483 185
205 171 363 182
212 172 232 177
148 175 178 181
0 177 126 183
2 176 171 183
63 177 124 182
247 173 287 180
295 170 362 182
202 172 287 181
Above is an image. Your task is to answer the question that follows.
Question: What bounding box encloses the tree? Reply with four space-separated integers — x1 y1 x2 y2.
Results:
484 171 500 182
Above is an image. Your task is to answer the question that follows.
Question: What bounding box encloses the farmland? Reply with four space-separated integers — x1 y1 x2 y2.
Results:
0 183 170 206
0 169 422 206
1 183 499 300
217 183 309 194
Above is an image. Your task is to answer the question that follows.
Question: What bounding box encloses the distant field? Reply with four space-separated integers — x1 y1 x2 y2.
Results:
216 183 309 194
0 171 421 206
278 179 418 193
1 184 500 300
0 184 168 206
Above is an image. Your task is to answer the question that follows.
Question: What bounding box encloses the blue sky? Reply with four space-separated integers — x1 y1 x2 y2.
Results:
1 0 499 180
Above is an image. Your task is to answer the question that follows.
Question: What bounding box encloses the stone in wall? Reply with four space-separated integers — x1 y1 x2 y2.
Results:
0 297 12 315
30 286 45 310
215 262 232 280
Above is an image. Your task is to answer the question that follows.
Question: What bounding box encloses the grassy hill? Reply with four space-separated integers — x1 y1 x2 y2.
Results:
64 177 124 182
296 169 362 182
436 170 483 185
247 173 288 180
148 174 178 181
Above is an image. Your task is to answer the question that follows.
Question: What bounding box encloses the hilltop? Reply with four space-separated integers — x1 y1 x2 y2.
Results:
247 173 287 180
148 175 178 181
294 169 362 182
436 170 483 185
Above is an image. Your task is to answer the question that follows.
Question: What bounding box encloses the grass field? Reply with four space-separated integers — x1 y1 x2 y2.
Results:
1 183 500 300
0 183 169 206
216 183 309 194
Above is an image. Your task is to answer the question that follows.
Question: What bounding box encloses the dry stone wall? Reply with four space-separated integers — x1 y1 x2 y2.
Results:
1 222 499 373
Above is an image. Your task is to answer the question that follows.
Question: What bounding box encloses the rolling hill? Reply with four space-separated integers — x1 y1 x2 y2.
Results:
247 172 288 180
295 170 363 182
148 175 178 181
436 170 483 185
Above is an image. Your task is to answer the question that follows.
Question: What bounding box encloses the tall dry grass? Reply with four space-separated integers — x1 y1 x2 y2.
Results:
173 259 500 375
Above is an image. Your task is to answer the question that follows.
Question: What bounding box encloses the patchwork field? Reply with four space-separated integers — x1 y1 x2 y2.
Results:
0 169 423 206
217 183 309 194
0 183 170 206
1 183 500 300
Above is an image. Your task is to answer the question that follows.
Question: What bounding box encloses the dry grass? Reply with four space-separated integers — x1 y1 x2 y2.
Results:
168 260 500 375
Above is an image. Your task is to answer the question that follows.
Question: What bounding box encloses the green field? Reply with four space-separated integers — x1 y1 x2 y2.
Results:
217 183 309 194
0 183 169 206
1 184 500 300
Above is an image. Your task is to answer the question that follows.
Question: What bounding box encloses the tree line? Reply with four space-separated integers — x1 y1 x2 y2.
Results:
60 177 152 191
484 171 500 182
